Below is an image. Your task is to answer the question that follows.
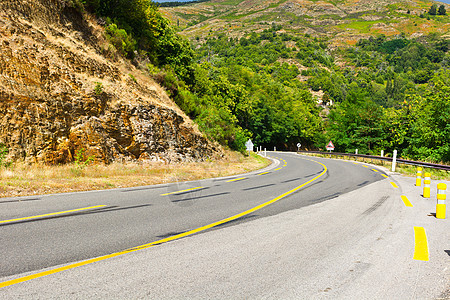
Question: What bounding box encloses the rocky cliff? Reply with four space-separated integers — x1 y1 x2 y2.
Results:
0 0 220 164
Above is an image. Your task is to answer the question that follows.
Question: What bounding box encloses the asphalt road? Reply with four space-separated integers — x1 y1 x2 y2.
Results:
0 152 385 280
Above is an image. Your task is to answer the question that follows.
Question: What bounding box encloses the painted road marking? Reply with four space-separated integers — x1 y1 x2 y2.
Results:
257 172 270 176
226 177 246 183
0 205 107 224
371 169 379 173
401 195 413 207
274 168 282 171
413 227 429 261
161 187 205 196
381 174 389 178
0 158 328 289
363 165 369 168
390 182 399 188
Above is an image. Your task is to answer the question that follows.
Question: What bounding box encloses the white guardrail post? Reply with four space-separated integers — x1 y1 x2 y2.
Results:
391 150 397 172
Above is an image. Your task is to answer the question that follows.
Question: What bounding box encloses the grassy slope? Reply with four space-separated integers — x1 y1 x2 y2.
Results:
161 0 450 46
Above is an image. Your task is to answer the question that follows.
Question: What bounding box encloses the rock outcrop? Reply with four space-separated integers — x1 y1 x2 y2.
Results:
0 0 220 164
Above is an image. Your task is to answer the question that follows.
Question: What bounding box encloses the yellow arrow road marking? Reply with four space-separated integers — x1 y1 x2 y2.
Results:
0 158 328 289
401 195 413 207
226 177 246 183
413 227 429 261
160 187 205 196
0 205 107 224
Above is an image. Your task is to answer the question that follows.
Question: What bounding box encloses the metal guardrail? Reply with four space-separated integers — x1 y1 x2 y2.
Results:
298 151 450 172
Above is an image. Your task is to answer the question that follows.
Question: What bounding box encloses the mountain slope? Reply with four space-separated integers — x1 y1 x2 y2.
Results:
161 0 450 46
0 0 220 164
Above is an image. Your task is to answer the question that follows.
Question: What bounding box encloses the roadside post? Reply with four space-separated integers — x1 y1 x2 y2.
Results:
274 146 276 151
416 167 423 186
381 150 384 157
423 173 431 198
264 148 266 157
297 143 301 153
436 183 446 219
391 150 397 172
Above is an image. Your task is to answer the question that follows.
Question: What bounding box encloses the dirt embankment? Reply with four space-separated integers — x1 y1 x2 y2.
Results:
0 0 221 165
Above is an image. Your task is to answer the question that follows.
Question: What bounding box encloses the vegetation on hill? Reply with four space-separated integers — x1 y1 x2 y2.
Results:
76 0 449 163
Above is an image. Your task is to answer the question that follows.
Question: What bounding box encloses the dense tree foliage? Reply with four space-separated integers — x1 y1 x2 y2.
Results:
78 1 450 162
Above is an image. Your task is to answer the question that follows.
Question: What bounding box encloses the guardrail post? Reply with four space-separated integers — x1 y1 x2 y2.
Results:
436 183 446 219
423 173 431 198
391 150 397 172
416 167 422 186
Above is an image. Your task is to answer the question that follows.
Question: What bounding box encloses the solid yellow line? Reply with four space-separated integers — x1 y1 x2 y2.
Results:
0 205 107 224
257 172 270 176
401 195 413 207
0 158 328 289
226 177 246 183
274 168 282 171
413 227 429 261
390 182 399 188
382 174 389 178
160 187 204 196
371 169 379 173
363 165 369 168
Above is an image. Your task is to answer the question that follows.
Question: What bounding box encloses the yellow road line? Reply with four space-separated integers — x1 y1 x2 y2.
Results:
160 187 204 196
226 177 246 183
401 195 413 207
381 174 389 178
257 172 270 176
371 169 379 173
0 158 328 289
390 182 399 188
413 227 429 261
363 165 369 168
0 205 107 224
274 168 282 171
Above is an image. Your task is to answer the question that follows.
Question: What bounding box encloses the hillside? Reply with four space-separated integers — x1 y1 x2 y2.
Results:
161 0 450 47
0 0 220 165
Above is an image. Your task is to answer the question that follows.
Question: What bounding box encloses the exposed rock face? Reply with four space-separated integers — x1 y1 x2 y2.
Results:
0 0 220 164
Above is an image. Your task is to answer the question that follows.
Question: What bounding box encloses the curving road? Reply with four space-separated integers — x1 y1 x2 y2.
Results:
0 153 385 282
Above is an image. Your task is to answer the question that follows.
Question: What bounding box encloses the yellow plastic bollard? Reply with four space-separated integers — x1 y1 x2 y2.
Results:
416 167 422 186
436 183 446 219
423 173 431 198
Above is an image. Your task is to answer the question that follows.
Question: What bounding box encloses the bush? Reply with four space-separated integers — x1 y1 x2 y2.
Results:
105 23 136 58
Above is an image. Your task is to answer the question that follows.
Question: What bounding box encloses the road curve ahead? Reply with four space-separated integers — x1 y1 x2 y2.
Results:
0 152 385 287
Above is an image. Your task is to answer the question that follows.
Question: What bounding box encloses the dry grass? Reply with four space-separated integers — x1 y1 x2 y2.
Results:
0 151 270 198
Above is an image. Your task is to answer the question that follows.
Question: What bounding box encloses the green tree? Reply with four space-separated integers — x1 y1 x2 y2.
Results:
429 4 437 15
438 5 447 15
